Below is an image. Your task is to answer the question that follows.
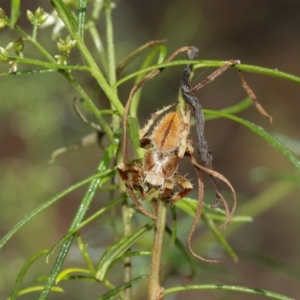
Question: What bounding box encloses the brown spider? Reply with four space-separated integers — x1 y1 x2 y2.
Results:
117 46 237 221
117 104 194 219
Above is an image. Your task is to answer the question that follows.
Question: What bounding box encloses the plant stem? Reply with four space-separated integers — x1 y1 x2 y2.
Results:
15 25 55 62
86 0 108 73
32 23 38 40
77 0 87 38
105 0 116 88
122 202 133 300
148 201 167 300
105 0 120 133
75 35 124 116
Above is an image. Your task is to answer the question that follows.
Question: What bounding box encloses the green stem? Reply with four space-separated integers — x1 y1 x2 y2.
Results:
114 60 300 88
15 25 55 62
77 0 87 38
75 35 124 116
32 23 38 40
86 0 107 73
87 23 108 73
148 201 167 300
104 0 120 135
105 0 116 87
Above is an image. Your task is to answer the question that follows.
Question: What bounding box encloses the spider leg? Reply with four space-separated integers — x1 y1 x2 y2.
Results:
139 104 174 140
117 162 156 219
170 175 193 204
177 105 191 158
125 186 157 220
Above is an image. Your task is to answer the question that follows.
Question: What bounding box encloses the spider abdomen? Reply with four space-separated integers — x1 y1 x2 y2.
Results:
143 149 179 187
151 112 184 152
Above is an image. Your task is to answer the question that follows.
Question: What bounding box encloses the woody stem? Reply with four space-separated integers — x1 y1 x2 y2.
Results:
148 201 168 300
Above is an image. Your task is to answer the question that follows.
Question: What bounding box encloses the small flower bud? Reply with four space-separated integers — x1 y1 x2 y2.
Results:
27 7 48 26
35 7 44 18
39 13 48 25
0 47 8 58
9 61 18 73
57 36 76 54
35 7 48 25
26 10 35 24
0 8 8 29
54 54 68 65
5 38 24 55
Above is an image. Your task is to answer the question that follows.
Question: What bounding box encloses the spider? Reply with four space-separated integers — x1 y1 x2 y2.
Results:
117 103 194 220
117 46 238 220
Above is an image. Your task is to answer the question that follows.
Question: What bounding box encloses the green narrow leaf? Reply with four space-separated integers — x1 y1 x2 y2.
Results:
96 221 155 280
156 44 167 64
98 275 148 300
56 268 90 284
203 110 300 172
7 286 63 300
164 284 294 300
77 0 87 38
127 116 141 149
204 213 252 223
10 0 20 27
51 0 78 35
77 235 96 273
10 250 49 300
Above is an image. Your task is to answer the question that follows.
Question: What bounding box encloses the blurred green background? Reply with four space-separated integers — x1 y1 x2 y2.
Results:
0 0 300 299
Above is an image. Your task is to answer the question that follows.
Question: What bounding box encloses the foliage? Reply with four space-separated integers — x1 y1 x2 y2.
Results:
0 1 299 299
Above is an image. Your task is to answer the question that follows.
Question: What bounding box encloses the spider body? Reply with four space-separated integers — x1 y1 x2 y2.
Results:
143 111 184 188
117 106 193 210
